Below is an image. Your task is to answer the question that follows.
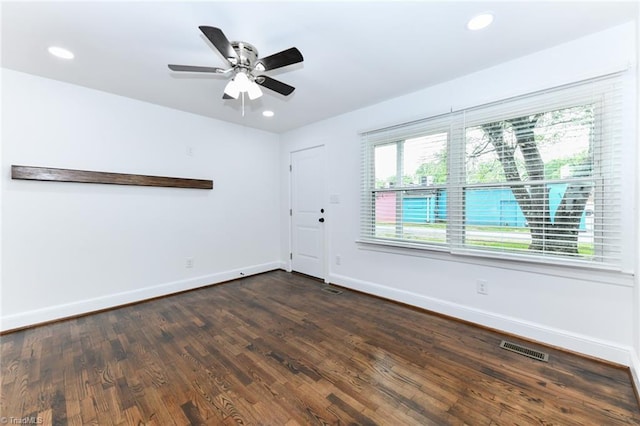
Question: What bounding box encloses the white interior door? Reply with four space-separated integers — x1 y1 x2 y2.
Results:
291 146 325 279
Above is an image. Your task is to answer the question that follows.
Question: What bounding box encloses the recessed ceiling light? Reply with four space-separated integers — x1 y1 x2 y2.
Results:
467 13 494 31
262 110 274 118
48 46 74 59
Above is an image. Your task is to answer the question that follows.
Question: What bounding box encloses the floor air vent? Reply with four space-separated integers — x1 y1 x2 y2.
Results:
321 286 343 295
499 340 549 362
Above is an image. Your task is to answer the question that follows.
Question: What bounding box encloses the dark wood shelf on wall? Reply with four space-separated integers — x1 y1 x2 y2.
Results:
11 165 213 189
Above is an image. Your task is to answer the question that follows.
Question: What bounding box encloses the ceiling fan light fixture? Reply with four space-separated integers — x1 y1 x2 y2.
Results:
224 79 240 99
247 82 263 100
234 71 251 92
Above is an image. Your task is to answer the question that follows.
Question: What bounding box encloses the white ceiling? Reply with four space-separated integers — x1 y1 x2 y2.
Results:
1 1 637 133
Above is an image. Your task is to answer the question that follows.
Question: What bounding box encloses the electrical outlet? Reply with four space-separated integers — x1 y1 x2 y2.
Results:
335 255 341 265
186 258 194 269
477 279 488 295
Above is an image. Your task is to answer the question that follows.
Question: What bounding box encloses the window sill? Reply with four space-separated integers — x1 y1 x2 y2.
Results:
356 239 634 287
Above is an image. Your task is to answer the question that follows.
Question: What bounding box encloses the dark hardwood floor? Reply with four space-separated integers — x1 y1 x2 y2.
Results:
1 270 639 425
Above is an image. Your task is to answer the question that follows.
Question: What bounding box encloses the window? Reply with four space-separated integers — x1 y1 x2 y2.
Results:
362 116 451 250
361 73 627 270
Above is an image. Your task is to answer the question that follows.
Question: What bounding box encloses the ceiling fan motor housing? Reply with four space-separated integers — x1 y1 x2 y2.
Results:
230 41 259 70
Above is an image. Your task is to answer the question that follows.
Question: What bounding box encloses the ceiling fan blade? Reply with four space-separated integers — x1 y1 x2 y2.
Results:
168 64 225 73
257 47 303 71
199 26 237 61
222 93 234 100
255 75 295 96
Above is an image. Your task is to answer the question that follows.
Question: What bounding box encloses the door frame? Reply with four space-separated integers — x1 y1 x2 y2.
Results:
288 144 327 282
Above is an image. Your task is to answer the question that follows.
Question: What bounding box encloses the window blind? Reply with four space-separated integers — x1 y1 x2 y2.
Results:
360 72 627 270
361 114 452 251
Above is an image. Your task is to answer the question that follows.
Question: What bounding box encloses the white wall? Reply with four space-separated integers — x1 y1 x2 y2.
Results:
633 5 640 395
280 23 638 367
1 69 281 331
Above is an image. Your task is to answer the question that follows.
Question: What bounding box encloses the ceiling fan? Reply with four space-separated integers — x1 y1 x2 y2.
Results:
168 26 303 101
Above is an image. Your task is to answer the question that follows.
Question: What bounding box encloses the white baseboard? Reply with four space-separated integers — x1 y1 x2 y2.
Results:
278 260 291 271
0 262 280 332
329 273 635 367
630 352 640 402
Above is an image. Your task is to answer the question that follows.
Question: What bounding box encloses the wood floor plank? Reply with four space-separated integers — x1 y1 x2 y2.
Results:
1 270 639 425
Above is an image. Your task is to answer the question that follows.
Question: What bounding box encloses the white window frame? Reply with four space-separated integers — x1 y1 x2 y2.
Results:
359 72 631 272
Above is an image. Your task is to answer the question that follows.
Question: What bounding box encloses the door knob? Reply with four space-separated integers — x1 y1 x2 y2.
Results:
319 218 325 223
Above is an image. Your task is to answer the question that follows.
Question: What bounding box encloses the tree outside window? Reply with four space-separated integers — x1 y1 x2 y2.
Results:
464 105 595 256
